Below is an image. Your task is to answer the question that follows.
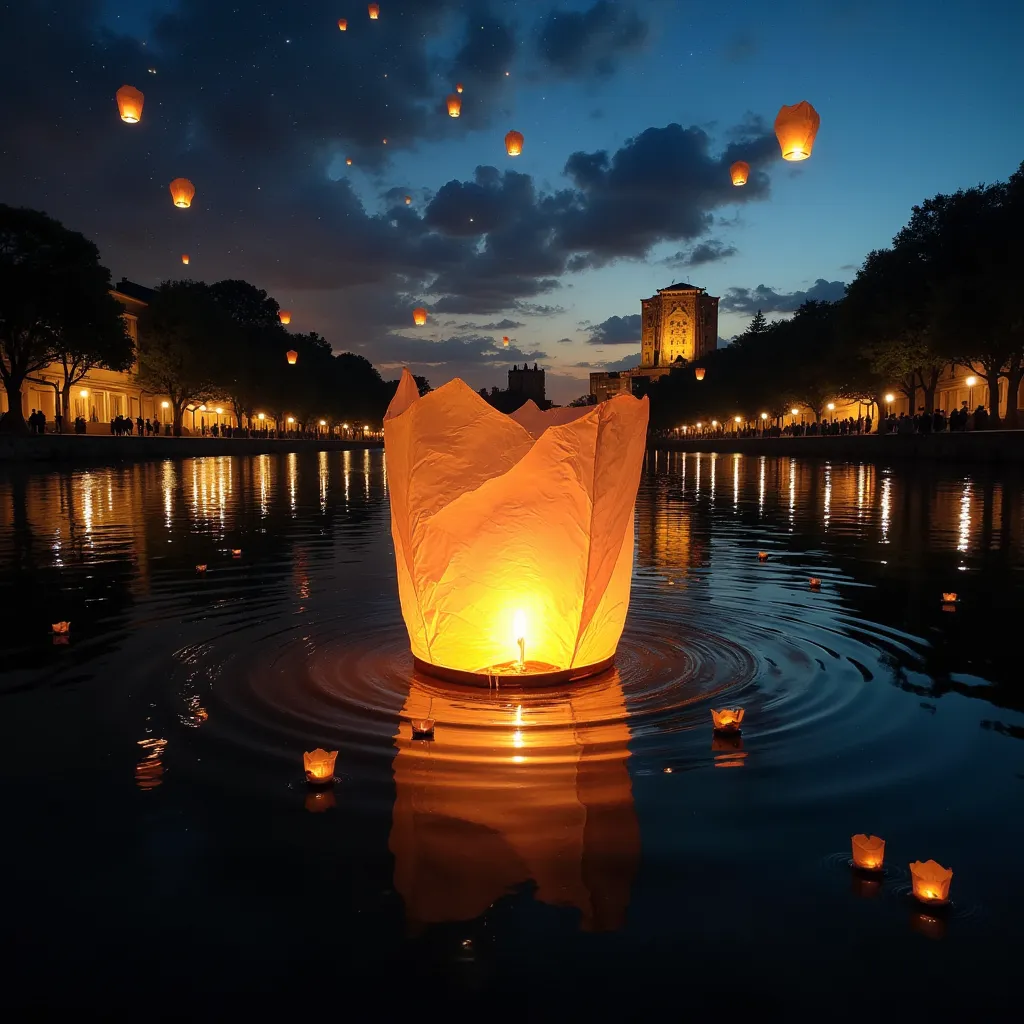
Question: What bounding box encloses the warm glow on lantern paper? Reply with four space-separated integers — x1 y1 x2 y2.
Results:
694 367 705 381
383 369 648 682
368 3 379 19
304 748 338 783
730 160 749 186
505 130 524 156
116 84 144 123
851 833 885 871
774 101 820 161
412 307 427 326
169 178 195 208
910 860 953 903
389 672 638 931
711 708 744 732
446 94 462 117
286 349 298 365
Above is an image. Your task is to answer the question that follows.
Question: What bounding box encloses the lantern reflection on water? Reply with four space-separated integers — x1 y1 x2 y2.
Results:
383 369 648 684
389 670 638 932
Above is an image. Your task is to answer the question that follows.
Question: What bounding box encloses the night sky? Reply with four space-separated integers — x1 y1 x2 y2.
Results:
2 1 1021 404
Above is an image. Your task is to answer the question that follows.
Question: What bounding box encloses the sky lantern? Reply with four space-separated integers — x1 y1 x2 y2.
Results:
730 160 750 186
115 84 144 123
181 254 190 265
694 367 705 381
286 349 298 364
774 101 820 161
346 157 353 166
169 178 195 208
404 195 412 204
279 310 292 325
338 18 347 30
456 83 464 94
368 3 379 19
505 129 524 156
447 94 462 117
383 368 649 681
413 307 427 326
502 336 510 347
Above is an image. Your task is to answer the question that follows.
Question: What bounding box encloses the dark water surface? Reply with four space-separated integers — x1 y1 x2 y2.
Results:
1 450 1021 1013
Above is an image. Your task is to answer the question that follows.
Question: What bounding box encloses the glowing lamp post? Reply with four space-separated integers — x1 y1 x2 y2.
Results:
884 393 895 416
304 748 338 785
965 375 976 406
851 833 885 871
909 860 953 904
383 367 648 684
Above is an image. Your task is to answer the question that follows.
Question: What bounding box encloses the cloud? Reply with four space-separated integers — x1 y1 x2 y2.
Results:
535 2 648 78
724 30 758 63
556 336 574 343
516 303 567 317
474 319 525 330
586 313 642 345
572 353 640 371
662 238 738 268
720 279 848 314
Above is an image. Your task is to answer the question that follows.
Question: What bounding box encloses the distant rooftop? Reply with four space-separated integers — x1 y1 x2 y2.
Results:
658 281 703 292
112 277 156 304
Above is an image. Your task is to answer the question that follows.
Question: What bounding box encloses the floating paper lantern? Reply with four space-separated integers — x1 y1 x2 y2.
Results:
383 368 648 682
447 94 462 117
51 621 70 635
405 195 412 204
910 860 953 904
338 18 347 31
304 748 338 784
196 564 207 572
368 3 379 18
774 101 820 161
730 160 750 186
286 349 298 364
346 157 353 166
711 708 744 733
231 549 241 557
169 178 195 208
809 577 822 589
505 130 524 156
942 592 958 604
411 718 435 738
279 310 292 325
116 84 144 123
694 367 705 381
413 307 428 326
851 833 885 871
181 254 190 265
502 336 510 347
456 83 464 94
757 552 769 562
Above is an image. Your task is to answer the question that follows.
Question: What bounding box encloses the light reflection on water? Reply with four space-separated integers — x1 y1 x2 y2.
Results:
0 450 1022 1007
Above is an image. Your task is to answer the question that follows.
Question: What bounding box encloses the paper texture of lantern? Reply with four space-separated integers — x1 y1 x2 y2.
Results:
338 18 347 30
181 254 190 265
196 564 207 572
809 577 822 589
694 367 705 381
116 84 144 123
757 551 769 561
368 3 379 18
169 178 195 208
730 160 750 186
505 130 524 156
383 368 648 682
774 101 820 161
405 195 412 204
413 307 428 326
456 83 464 94
942 592 958 604
51 621 70 634
286 349 298 364
346 157 353 166
711 708 744 733
910 860 953 903
279 310 292 325
502 335 509 347
851 833 885 871
446 94 462 117
304 748 338 784
410 717 435 738
389 672 639 931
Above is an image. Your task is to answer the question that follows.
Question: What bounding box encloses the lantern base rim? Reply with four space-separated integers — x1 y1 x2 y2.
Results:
413 655 614 688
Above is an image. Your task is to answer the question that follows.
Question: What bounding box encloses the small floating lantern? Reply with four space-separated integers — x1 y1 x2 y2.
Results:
115 84 144 123
303 748 338 785
413 307 428 326
730 160 750 186
809 577 822 589
279 310 292 325
231 549 242 557
757 551 769 562
942 592 958 611
286 349 298 364
711 708 744 733
504 129 524 156
305 789 336 812
446 94 462 117
51 621 70 635
411 718 435 739
694 367 705 381
338 18 347 31
169 177 195 208
196 564 207 572
851 833 885 871
368 3 379 18
181 254 190 265
909 860 953 904
502 335 510 347
404 195 412 205
346 157 353 166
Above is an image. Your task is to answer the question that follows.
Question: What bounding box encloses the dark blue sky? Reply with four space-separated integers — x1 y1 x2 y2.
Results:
2 0 1021 402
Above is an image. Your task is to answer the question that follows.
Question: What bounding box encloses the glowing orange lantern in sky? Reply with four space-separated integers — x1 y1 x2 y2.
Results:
383 368 648 681
502 335 510 347
181 254 190 265
910 860 953 903
286 349 298 365
169 178 195 208
851 834 885 871
346 157 353 166
338 18 347 30
446 94 462 117
304 748 338 784
505 130 524 156
413 307 427 326
711 708 744 733
730 160 750 186
368 3 379 19
774 101 820 161
115 84 144 123
279 310 292 325
404 195 412 204
694 367 705 381
456 83 464 94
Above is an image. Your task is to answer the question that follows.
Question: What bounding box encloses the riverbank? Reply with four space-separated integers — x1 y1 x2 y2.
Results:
0 434 384 464
652 430 1024 464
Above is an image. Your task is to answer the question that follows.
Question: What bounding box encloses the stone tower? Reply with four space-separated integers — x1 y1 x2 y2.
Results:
640 282 719 368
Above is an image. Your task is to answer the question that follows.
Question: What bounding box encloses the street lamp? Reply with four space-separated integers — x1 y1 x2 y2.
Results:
884 392 895 416
257 412 265 421
965 375 977 407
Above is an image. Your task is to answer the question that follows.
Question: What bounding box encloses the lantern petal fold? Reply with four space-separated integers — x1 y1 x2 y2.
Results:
384 369 648 677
